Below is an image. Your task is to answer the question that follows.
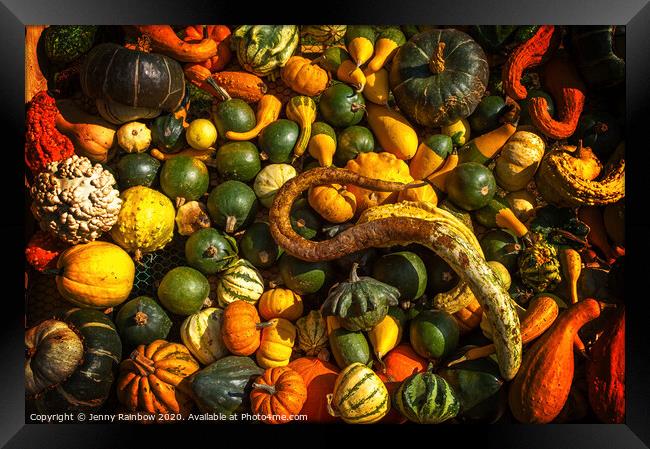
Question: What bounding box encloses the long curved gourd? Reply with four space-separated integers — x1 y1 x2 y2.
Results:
268 167 522 380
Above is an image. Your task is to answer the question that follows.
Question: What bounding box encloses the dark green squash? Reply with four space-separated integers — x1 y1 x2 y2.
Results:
278 253 335 295
389 29 489 128
184 228 239 274
570 111 623 159
239 221 282 269
328 327 372 369
318 83 366 128
519 89 555 126
569 26 625 90
215 141 261 182
334 125 375 167
115 296 172 347
470 26 519 51
468 96 506 135
479 229 521 272
212 98 256 137
423 252 460 296
206 180 259 234
258 119 300 163
160 155 210 202
321 263 400 332
116 153 161 190
157 266 210 316
409 309 460 360
393 370 460 424
446 162 497 211
290 198 321 240
190 355 264 415
372 251 427 302
438 355 507 423
151 111 186 153
26 308 122 413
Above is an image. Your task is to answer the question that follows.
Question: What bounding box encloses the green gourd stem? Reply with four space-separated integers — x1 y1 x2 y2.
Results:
256 321 275 329
349 262 361 283
134 311 148 326
430 42 446 74
205 76 231 101
252 383 277 395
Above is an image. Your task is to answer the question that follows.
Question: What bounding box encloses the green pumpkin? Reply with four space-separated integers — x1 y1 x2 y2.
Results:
389 29 489 128
239 221 282 269
290 198 321 240
328 327 372 369
115 296 172 347
470 26 519 51
321 263 400 332
318 83 366 128
438 355 507 423
212 98 256 137
231 25 300 76
409 309 460 360
335 125 375 167
278 253 334 295
151 112 185 153
157 266 210 316
468 96 506 135
372 251 427 302
479 229 522 272
446 162 497 211
116 153 160 190
191 355 264 415
26 308 122 413
394 370 460 424
258 119 299 163
185 228 239 274
423 252 460 296
570 111 623 159
215 141 261 182
519 89 555 126
160 155 210 202
517 233 562 293
207 180 259 234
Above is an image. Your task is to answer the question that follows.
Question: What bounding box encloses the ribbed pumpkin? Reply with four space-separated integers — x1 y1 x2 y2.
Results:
250 367 308 424
110 186 176 260
116 340 199 416
308 183 357 224
232 25 299 76
256 318 296 368
180 307 229 365
216 259 265 307
394 370 461 424
345 152 413 213
55 241 135 309
281 56 329 96
295 310 328 356
288 357 340 422
221 300 270 356
378 344 428 382
258 288 303 321
327 362 390 424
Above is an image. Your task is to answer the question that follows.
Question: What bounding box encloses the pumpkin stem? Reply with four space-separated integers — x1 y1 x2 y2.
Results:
326 393 340 417
594 122 609 134
175 197 186 209
429 42 446 74
349 262 361 283
129 350 156 376
204 245 218 258
134 311 148 326
252 382 277 395
225 215 237 233
350 102 366 113
256 321 275 329
134 249 143 263
205 76 231 101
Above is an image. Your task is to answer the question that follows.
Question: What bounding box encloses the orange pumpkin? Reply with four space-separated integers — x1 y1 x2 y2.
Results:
116 340 199 417
183 25 232 72
378 344 428 382
288 357 339 423
256 318 296 368
308 183 357 224
397 182 438 204
258 288 303 321
221 300 271 356
281 56 329 97
345 152 413 213
250 366 308 424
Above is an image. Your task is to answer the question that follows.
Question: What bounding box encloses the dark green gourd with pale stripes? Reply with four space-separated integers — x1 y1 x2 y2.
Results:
394 370 461 423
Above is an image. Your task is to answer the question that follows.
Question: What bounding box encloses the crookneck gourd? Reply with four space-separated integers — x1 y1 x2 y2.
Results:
268 167 522 380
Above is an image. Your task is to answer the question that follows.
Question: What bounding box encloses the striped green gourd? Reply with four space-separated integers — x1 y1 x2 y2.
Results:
394 370 460 424
232 25 299 76
327 362 390 424
216 259 265 307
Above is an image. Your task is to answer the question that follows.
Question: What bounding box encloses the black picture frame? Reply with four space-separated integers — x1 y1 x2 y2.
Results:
3 0 649 447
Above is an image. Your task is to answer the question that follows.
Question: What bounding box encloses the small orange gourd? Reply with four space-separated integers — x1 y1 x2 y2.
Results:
225 95 282 141
250 366 308 424
221 300 272 356
183 25 232 72
308 184 357 224
258 288 303 321
281 56 330 96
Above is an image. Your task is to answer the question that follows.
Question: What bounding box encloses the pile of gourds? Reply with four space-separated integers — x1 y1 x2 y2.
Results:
24 24 625 425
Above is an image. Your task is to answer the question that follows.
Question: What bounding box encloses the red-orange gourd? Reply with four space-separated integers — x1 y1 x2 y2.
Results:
221 300 271 356
250 366 308 424
288 357 339 423
183 25 232 72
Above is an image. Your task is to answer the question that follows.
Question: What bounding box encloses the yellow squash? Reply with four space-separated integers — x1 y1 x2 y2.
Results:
258 288 304 321
368 311 403 361
225 94 282 141
256 318 296 368
286 96 317 159
362 68 390 105
366 102 418 160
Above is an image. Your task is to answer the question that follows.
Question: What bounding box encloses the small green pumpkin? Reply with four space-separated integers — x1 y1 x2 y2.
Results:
328 327 372 369
160 155 210 202
318 83 366 128
151 112 185 153
258 119 300 163
239 222 282 269
372 251 428 302
207 180 259 234
446 162 497 211
116 153 160 190
185 228 239 275
212 98 256 137
394 370 461 423
479 229 522 272
278 253 335 295
290 198 322 240
423 252 460 296
409 309 460 360
468 95 506 135
115 296 172 347
334 125 375 167
157 266 210 316
517 233 562 293
215 259 265 307
215 141 261 182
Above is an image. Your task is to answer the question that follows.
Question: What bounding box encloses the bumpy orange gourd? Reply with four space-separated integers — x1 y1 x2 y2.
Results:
250 366 308 424
183 25 232 72
308 183 357 223
288 357 340 423
508 298 602 423
221 301 271 356
184 64 267 104
131 25 217 62
345 152 413 213
116 340 200 416
258 288 303 321
256 318 296 368
281 56 329 96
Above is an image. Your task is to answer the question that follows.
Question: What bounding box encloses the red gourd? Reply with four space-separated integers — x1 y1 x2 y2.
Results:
288 357 339 423
25 231 68 271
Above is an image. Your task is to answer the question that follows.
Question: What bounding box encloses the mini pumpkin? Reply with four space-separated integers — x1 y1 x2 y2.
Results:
258 288 303 321
308 183 357 223
250 366 308 424
221 300 271 356
281 56 329 96
116 121 151 153
256 318 296 368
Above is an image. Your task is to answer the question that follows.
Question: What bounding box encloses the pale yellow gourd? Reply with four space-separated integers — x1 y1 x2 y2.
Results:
495 131 545 191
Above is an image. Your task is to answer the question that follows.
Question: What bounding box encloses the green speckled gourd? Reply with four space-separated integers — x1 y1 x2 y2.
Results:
320 263 400 331
231 25 300 76
393 370 461 424
517 234 562 293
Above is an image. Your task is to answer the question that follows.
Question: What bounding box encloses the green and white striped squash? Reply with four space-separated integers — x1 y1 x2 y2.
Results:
180 307 229 365
231 25 300 76
216 259 265 307
327 362 390 424
394 371 460 424
296 310 328 356
301 25 347 45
